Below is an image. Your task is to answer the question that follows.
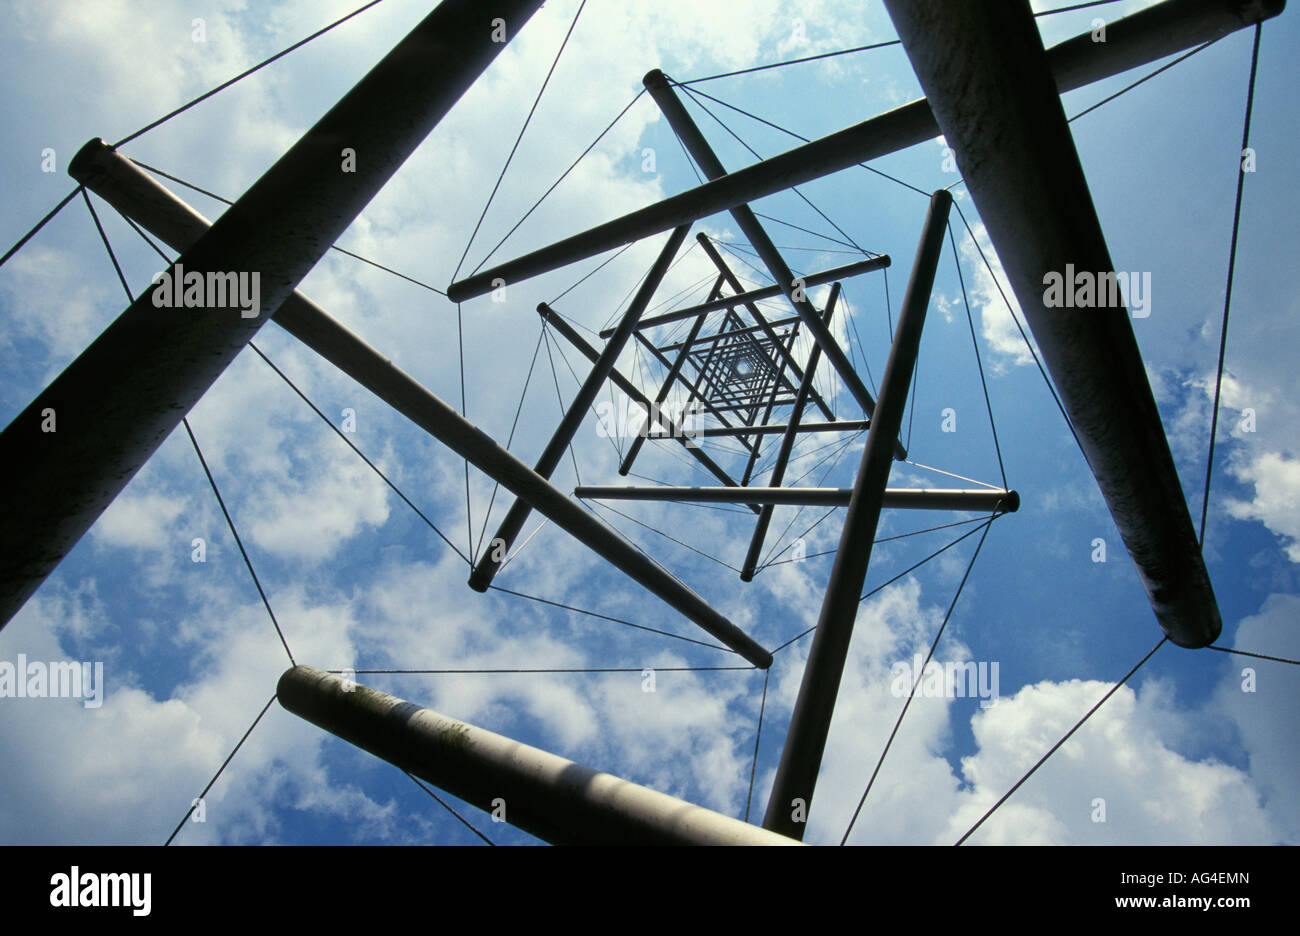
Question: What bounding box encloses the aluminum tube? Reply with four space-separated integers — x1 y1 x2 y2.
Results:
446 0 1281 303
66 146 767 663
643 73 885 437
609 253 890 338
537 304 750 497
467 227 690 593
884 0 1223 647
573 484 1016 513
617 277 722 475
666 420 870 438
694 234 836 423
278 665 800 845
0 0 544 628
741 284 840 580
763 190 951 839
741 326 801 485
659 315 804 352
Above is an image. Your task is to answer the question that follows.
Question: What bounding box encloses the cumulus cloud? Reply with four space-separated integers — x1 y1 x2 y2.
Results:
950 220 1037 370
0 580 381 844
1213 594 1300 842
746 575 1280 846
946 678 1274 845
1226 453 1300 562
94 491 187 551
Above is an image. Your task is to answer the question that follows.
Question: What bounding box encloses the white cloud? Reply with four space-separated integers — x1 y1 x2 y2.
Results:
946 678 1274 845
1226 452 1300 562
952 220 1036 370
0 573 432 844
94 491 186 550
1214 594 1300 843
1159 362 1300 562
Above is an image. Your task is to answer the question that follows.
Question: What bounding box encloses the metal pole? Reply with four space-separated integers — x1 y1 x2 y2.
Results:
65 148 767 666
883 0 1221 648
659 315 804 352
763 190 951 840
665 420 869 438
537 304 750 497
445 0 1282 303
633 330 754 441
278 665 801 845
741 326 801 485
617 276 723 475
694 234 836 422
573 485 1016 512
1046 0 1284 91
0 0 545 628
467 226 690 593
613 253 889 337
642 72 892 448
741 284 840 580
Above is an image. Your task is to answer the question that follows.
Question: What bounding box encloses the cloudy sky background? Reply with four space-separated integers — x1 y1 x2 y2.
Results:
0 0 1296 846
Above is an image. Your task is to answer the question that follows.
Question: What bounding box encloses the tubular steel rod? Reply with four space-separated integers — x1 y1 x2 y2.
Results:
574 484 1017 513
617 276 723 476
445 0 1282 304
694 234 836 422
536 304 748 494
0 0 544 629
741 326 801 486
763 190 951 840
661 420 870 438
741 284 840 580
642 73 889 443
467 226 690 593
884 0 1223 648
704 400 801 416
278 665 800 845
633 331 755 438
67 148 767 666
660 315 803 352
612 253 889 338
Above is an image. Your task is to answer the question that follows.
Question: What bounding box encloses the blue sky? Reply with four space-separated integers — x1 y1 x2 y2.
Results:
0 0 1296 846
